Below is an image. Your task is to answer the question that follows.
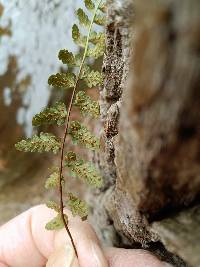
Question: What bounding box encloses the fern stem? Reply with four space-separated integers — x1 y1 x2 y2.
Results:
58 0 103 257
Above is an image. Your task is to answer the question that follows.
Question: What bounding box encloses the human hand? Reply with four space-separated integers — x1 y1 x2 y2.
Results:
0 205 168 267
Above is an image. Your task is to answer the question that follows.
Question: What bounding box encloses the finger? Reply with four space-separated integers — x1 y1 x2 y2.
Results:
32 205 108 267
53 214 108 267
46 243 80 267
0 205 108 267
106 247 167 267
0 205 55 267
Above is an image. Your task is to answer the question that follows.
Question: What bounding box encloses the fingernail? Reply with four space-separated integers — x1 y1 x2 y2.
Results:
163 263 174 267
54 229 72 250
46 243 76 267
91 242 108 267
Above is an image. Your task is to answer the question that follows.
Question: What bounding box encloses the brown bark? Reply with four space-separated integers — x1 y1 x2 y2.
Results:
91 0 200 266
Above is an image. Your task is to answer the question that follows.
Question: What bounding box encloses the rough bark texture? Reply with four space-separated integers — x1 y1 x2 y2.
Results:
91 0 200 266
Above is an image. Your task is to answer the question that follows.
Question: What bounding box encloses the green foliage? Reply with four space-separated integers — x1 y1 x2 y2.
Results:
15 133 61 154
68 121 100 150
58 49 76 66
72 24 80 43
32 102 67 126
87 37 105 59
77 8 90 28
99 2 107 13
72 24 87 47
74 91 100 118
58 50 83 67
45 213 68 231
67 193 89 220
65 151 77 162
48 72 75 88
46 200 60 212
81 68 103 88
80 64 103 87
90 32 105 45
94 14 106 26
65 151 103 188
84 0 95 11
45 169 62 189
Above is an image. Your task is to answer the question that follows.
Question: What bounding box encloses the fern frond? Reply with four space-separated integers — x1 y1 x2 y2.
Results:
46 200 60 212
74 91 100 118
81 67 103 88
65 151 103 188
15 133 61 154
32 102 67 126
65 151 77 162
14 0 106 255
72 24 87 47
87 38 105 59
94 14 106 26
77 8 90 28
67 193 89 220
84 0 95 11
45 213 68 231
99 2 107 13
58 49 76 66
68 121 100 150
75 53 84 66
72 24 80 43
45 169 62 189
80 64 103 87
48 72 76 88
89 32 105 45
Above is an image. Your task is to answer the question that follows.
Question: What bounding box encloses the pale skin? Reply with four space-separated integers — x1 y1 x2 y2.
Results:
0 205 168 267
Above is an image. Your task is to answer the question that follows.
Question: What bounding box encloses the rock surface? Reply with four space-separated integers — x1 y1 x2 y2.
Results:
91 0 200 266
152 205 200 267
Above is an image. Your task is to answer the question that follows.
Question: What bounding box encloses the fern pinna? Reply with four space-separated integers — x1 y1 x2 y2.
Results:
15 0 106 256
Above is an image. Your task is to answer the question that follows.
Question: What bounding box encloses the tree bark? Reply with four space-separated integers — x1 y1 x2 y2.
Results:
91 0 200 266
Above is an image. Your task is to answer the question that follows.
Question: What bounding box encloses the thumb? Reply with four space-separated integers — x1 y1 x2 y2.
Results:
46 226 80 267
46 242 79 267
46 217 108 267
106 248 167 267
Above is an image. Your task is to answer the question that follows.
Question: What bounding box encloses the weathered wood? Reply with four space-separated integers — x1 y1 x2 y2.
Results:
91 0 200 265
115 0 200 221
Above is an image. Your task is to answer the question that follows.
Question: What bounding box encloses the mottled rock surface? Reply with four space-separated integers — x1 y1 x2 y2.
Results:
152 205 200 267
91 0 200 266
